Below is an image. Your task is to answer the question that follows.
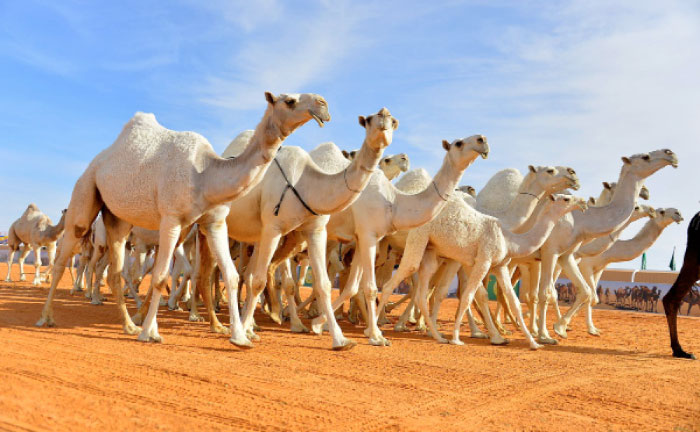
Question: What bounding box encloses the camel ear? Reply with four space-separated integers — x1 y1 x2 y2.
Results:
442 140 450 151
528 165 536 173
588 197 596 205
264 92 276 105
603 181 611 190
622 156 632 165
341 150 350 159
392 117 399 130
548 194 555 201
358 116 367 128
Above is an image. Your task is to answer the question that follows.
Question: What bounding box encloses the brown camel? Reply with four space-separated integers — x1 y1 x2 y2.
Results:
662 211 700 359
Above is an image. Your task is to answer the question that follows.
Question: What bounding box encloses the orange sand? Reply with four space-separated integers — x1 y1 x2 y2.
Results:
1 264 698 431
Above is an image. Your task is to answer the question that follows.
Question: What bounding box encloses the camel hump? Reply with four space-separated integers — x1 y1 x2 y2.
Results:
26 203 39 212
222 130 255 158
395 168 430 193
476 168 524 214
132 112 158 125
308 141 348 173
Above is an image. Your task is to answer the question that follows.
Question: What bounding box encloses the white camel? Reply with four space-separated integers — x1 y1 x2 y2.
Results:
314 136 490 346
531 150 678 343
36 92 330 349
379 153 410 180
381 193 588 349
5 204 66 285
577 207 683 324
194 107 397 350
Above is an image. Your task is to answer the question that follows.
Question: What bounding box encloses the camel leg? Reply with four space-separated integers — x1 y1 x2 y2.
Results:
394 274 419 331
44 243 57 283
193 227 229 335
457 267 487 339
409 249 447 343
554 253 594 338
168 244 190 311
536 252 559 344
85 246 103 300
304 228 355 350
137 219 181 343
92 210 140 335
279 258 308 333
662 245 698 359
5 248 17 282
451 258 493 345
494 265 541 349
91 251 109 305
526 261 541 333
71 249 89 294
311 250 362 329
239 228 282 342
18 245 32 282
429 260 459 328
32 246 42 286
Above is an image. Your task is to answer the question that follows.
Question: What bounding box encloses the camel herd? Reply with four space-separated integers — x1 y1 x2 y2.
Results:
4 92 684 352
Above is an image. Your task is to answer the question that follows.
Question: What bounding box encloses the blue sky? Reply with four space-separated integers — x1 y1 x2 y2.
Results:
1 0 699 270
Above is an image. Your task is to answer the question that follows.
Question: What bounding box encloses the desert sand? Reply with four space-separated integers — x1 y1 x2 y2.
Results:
1 264 698 432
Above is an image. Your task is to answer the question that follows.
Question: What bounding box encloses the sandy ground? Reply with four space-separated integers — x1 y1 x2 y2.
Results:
1 263 699 432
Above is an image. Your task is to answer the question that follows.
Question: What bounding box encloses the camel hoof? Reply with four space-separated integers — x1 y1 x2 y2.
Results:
587 328 601 336
449 338 465 346
137 332 162 343
310 318 325 335
246 330 261 342
530 342 543 350
90 299 103 306
229 336 253 348
672 350 696 360
553 321 568 339
131 313 144 326
269 312 282 325
211 325 230 335
290 322 310 333
436 337 449 344
490 338 510 346
84 292 92 299
537 336 559 345
377 316 390 326
4 277 11 282
19 276 27 282
470 331 488 339
394 323 409 332
368 333 390 346
35 316 56 327
168 304 183 312
416 325 427 333
188 314 205 322
33 280 41 286
347 315 358 325
123 323 142 335
332 338 357 351
70 288 83 295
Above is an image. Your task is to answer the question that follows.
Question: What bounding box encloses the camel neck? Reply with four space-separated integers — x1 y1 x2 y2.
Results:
499 172 542 231
390 151 468 231
600 219 666 263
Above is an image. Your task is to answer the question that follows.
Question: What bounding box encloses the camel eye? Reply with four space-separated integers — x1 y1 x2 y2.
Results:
285 99 297 108
455 140 463 148
547 168 555 174
642 154 650 161
384 158 390 164
568 168 575 175
564 197 570 202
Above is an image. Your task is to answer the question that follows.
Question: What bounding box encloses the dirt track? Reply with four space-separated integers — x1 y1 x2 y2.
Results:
1 264 699 432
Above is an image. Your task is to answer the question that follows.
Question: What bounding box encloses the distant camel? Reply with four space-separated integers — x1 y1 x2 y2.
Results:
684 286 700 315
663 211 700 359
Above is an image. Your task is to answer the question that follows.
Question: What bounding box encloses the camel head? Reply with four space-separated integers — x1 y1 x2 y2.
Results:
621 149 678 179
342 150 358 161
457 185 477 198
265 92 330 135
358 107 398 151
633 203 657 221
380 153 410 175
527 165 580 194
655 208 684 226
547 194 589 215
441 135 489 170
